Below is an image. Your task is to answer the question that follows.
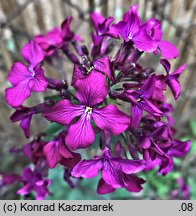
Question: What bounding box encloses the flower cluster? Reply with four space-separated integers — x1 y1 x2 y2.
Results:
4 5 190 199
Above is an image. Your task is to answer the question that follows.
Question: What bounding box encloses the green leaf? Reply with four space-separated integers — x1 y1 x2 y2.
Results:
46 166 70 200
44 94 61 102
43 122 64 141
190 120 196 137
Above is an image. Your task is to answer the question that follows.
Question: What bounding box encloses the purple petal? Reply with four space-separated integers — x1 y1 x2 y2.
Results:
123 5 139 21
160 59 171 74
61 16 74 41
143 149 150 161
17 184 32 195
75 72 108 106
43 100 84 125
91 33 103 47
20 114 33 138
21 40 44 66
29 67 48 92
90 12 105 34
139 99 163 117
71 65 86 86
102 160 124 188
157 155 173 175
65 114 95 150
168 140 191 157
17 167 51 200
139 136 151 149
61 152 81 169
124 175 145 192
101 17 114 33
7 62 30 85
71 159 102 178
144 157 160 171
58 136 73 159
10 106 31 122
170 64 186 78
110 21 131 42
90 13 114 35
133 29 158 52
124 90 138 103
2 174 21 185
93 56 113 80
158 40 178 59
23 140 46 164
126 12 141 38
151 125 170 141
139 75 155 99
34 35 49 49
47 28 62 46
166 64 186 99
5 82 31 107
91 34 103 57
91 12 104 24
130 104 142 128
43 140 61 168
97 178 115 194
22 166 34 181
113 159 146 174
121 6 141 40
166 79 181 100
35 180 51 200
142 18 162 41
93 104 130 135
152 79 166 102
43 138 73 169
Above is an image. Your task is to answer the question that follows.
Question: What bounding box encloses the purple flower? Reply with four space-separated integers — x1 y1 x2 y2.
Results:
146 139 190 174
5 40 47 107
97 175 145 194
121 75 163 128
151 78 166 102
34 17 75 56
44 72 130 150
171 178 190 199
23 139 46 165
43 132 81 168
34 28 63 56
167 139 191 158
141 124 191 175
110 5 157 52
17 166 51 200
161 59 186 99
0 173 21 187
3 4 190 197
91 34 114 58
112 40 135 68
90 12 117 58
10 106 35 138
72 148 145 194
72 55 113 85
10 102 54 138
90 12 115 37
141 18 178 59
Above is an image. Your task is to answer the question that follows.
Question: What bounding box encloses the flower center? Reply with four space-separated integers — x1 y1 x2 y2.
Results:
137 97 142 102
81 56 94 74
28 66 35 77
85 106 93 115
86 66 94 74
128 34 133 40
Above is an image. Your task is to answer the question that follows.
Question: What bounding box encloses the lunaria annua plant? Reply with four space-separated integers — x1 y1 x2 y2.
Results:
3 5 191 199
